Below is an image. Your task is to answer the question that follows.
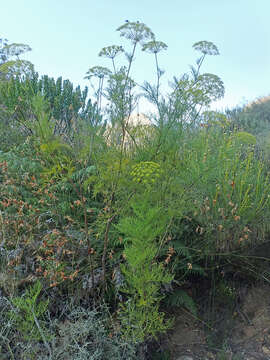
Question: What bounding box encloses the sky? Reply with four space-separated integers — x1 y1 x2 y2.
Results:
1 0 270 112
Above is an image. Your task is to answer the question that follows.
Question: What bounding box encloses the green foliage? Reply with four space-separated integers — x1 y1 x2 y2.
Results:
202 110 229 127
116 199 173 342
31 94 54 140
227 97 270 166
40 138 75 184
8 281 49 341
2 20 270 356
0 40 33 79
0 73 98 141
227 96 270 136
0 140 98 291
194 73 225 103
87 20 224 137
165 289 197 315
22 94 77 184
0 110 26 152
180 127 270 252
130 161 161 186
0 299 137 359
231 131 256 146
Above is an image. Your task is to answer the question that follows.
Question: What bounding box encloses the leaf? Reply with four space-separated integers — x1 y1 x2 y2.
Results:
165 289 197 315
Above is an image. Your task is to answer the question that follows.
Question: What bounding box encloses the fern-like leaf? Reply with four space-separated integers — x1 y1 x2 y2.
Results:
165 289 197 315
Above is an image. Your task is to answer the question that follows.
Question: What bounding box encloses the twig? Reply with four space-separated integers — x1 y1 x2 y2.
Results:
31 307 52 359
101 214 116 298
68 178 95 300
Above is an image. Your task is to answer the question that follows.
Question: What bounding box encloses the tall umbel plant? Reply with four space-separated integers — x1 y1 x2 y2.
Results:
82 21 225 341
85 21 157 154
85 21 224 165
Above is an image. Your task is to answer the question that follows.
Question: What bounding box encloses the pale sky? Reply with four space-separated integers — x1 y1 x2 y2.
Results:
1 0 270 111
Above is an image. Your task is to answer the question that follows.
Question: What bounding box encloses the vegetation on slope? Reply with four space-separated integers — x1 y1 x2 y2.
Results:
0 23 270 359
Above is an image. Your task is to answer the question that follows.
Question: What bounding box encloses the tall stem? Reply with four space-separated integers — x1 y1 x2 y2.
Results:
112 58 116 74
101 214 116 298
195 53 205 80
125 42 137 87
68 179 95 300
31 308 52 359
154 52 160 103
97 76 104 114
119 41 138 165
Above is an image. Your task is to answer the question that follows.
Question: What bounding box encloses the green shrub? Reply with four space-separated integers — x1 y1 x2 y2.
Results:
2 20 270 352
116 199 173 342
179 127 270 252
232 131 256 146
8 281 49 341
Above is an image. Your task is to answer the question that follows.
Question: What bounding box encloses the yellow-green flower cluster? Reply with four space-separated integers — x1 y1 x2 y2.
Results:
232 131 256 146
131 161 161 186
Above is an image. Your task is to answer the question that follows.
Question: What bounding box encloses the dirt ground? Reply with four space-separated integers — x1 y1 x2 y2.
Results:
163 285 270 360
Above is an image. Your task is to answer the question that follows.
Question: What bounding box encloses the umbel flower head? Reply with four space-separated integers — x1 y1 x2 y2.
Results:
84 66 112 80
195 73 225 102
131 161 161 186
98 45 124 59
1 43 32 58
142 40 168 54
116 21 155 44
193 41 219 56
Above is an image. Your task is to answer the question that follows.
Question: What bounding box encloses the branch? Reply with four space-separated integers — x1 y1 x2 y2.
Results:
31 308 52 359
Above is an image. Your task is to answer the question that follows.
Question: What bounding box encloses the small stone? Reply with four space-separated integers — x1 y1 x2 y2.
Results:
176 356 193 360
205 352 216 359
262 345 270 355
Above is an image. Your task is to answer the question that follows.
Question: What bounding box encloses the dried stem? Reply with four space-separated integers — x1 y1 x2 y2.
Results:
101 214 116 298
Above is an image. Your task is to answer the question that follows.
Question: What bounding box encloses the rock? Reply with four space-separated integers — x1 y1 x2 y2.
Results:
176 356 194 360
262 345 270 355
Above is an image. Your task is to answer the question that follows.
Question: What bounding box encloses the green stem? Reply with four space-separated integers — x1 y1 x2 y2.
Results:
120 41 138 152
154 52 160 103
112 58 116 74
31 308 52 359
